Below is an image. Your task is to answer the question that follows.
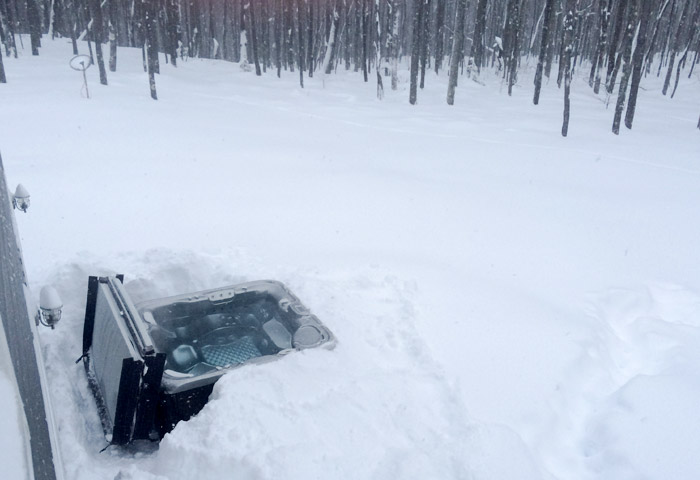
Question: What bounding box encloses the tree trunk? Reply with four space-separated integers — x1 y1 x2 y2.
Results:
662 0 693 95
561 0 576 137
592 0 610 94
89 0 108 85
643 0 672 70
249 1 262 75
419 0 429 89
296 0 305 87
534 0 555 104
322 0 340 75
0 6 9 63
505 0 521 96
388 0 400 90
670 9 700 98
276 0 283 76
470 0 488 75
362 0 368 82
2 0 18 58
108 0 117 71
605 0 629 93
612 0 638 135
241 2 250 68
27 0 42 55
543 0 557 78
624 0 651 129
306 0 313 77
167 0 178 66
374 0 383 99
434 0 445 73
144 0 158 100
409 0 424 105
68 0 77 55
446 0 466 105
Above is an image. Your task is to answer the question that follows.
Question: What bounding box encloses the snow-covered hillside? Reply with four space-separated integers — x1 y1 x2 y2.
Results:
1 39 699 479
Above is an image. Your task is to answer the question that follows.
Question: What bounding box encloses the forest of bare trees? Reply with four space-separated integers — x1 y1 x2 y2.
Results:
1 0 699 134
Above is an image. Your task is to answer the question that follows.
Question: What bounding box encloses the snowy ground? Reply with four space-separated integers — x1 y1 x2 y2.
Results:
1 39 700 480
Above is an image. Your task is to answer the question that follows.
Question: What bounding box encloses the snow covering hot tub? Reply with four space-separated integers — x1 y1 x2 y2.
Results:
81 276 334 445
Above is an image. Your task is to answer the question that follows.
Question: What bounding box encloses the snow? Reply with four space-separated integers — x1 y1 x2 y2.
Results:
1 38 699 480
40 285 63 310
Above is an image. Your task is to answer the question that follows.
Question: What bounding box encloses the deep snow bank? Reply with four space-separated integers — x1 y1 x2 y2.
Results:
1 38 699 479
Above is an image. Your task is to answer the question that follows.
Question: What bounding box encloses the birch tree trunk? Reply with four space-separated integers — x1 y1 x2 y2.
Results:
561 0 576 137
144 0 158 99
388 0 400 90
374 0 383 99
108 0 117 71
322 0 340 75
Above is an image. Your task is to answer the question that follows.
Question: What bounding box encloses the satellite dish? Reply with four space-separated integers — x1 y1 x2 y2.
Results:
69 54 92 71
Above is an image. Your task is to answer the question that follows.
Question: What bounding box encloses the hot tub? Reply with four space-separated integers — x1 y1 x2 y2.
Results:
81 276 334 445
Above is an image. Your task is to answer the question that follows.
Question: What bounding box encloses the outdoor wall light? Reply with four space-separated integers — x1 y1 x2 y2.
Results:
38 286 63 329
13 183 30 212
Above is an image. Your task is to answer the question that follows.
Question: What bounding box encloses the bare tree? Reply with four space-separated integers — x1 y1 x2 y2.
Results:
27 0 42 55
669 4 700 98
504 0 522 96
534 0 556 104
434 0 446 73
624 0 651 129
643 0 672 71
605 0 629 93
88 0 108 85
248 0 262 75
108 0 117 71
409 0 425 104
447 0 466 105
469 0 488 76
419 0 429 88
387 0 401 90
612 0 638 134
17 0 699 135
322 0 341 74
662 0 692 95
144 0 158 99
591 0 610 94
374 0 383 99
561 0 576 137
295 0 305 86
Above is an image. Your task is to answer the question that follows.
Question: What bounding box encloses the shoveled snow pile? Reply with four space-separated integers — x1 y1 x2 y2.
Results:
1 38 699 480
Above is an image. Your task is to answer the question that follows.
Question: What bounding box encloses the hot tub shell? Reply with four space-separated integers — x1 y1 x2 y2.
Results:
81 275 334 445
